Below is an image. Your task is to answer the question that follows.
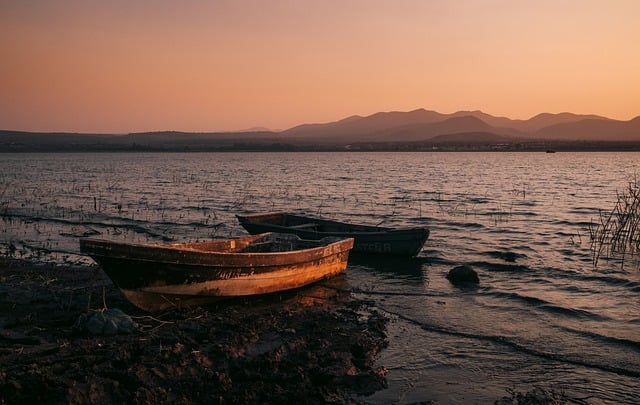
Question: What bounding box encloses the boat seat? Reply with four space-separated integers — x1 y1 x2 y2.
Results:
289 223 319 230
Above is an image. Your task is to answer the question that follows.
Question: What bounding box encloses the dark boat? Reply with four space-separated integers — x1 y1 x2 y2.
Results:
80 233 354 312
236 212 429 257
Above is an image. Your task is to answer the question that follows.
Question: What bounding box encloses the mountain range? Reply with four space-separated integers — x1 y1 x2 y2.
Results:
2 109 639 152
280 109 640 143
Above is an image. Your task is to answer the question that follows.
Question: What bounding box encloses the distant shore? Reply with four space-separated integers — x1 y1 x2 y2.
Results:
3 108 640 153
2 140 640 153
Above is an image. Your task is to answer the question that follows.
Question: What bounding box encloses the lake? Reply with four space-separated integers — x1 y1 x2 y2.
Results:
1 151 639 403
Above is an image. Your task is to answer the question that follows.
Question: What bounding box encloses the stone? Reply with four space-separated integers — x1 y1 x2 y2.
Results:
74 308 136 335
446 265 479 285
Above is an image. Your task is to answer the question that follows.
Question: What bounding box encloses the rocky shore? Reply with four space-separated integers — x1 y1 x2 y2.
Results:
0 259 388 404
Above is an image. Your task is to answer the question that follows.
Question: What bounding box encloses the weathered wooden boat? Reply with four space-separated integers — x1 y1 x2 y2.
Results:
80 233 354 312
236 212 429 257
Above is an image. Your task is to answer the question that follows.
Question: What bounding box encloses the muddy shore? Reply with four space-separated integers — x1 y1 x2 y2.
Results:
0 258 388 404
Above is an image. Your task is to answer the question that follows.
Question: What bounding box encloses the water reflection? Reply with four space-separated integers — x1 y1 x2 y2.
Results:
348 253 426 281
2 152 640 403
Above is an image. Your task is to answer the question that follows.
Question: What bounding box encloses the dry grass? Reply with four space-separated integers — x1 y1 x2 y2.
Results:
590 175 640 269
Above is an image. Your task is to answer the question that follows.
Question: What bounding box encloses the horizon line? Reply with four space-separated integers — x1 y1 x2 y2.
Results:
2 108 639 135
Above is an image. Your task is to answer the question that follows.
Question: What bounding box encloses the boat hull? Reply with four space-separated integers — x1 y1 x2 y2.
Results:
237 212 429 257
80 233 353 312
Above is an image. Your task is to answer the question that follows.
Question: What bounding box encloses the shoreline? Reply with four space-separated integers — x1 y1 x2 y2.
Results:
0 257 580 404
0 258 388 403
3 143 640 152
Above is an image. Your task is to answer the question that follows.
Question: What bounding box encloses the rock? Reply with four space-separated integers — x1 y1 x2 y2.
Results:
446 265 479 285
83 312 107 335
74 308 136 335
501 251 517 262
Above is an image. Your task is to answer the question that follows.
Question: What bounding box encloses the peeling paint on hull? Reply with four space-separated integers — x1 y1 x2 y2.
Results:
80 233 353 312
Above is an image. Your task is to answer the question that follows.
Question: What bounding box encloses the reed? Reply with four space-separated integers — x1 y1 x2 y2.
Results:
589 175 640 269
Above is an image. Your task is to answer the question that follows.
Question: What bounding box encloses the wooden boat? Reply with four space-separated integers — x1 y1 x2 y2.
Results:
236 212 429 257
80 233 354 312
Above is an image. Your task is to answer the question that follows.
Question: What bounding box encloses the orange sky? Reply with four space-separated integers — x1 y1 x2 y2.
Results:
1 0 639 133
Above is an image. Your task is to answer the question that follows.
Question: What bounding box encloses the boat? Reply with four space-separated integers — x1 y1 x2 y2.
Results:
79 233 354 312
236 212 429 257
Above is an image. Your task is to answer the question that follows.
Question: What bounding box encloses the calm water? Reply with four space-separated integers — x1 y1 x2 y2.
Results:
1 152 639 403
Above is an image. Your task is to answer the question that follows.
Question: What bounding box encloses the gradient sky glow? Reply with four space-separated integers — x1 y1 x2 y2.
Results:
1 0 639 133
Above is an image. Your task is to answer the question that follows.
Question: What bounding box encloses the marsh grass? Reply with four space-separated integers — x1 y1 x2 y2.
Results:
590 175 640 269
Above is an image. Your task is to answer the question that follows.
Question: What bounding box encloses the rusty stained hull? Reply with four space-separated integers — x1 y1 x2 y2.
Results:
80 233 353 312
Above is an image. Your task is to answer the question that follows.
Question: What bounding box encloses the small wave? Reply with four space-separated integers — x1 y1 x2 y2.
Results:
348 257 425 279
512 211 538 217
568 207 604 215
578 274 638 289
180 204 210 211
409 215 434 221
557 248 588 262
418 255 457 267
470 261 531 273
467 197 490 204
3 212 96 228
488 290 549 306
538 303 606 320
486 290 605 320
555 230 582 237
559 326 640 353
484 250 528 262
553 219 594 227
434 218 487 229
511 244 537 252
3 212 187 242
379 307 640 379
514 200 537 207
351 287 446 299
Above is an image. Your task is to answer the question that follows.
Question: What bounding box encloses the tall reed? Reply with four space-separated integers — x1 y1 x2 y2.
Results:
590 175 640 269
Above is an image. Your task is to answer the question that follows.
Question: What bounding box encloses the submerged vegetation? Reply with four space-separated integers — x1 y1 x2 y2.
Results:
590 175 640 269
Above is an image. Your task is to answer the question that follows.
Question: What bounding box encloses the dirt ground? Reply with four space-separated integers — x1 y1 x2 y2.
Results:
0 258 388 404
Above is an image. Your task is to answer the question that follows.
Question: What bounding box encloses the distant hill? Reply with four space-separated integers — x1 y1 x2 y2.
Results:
2 109 639 152
428 131 515 144
374 115 504 141
284 109 640 144
533 116 640 141
282 109 449 139
282 113 505 142
523 112 610 132
0 130 282 152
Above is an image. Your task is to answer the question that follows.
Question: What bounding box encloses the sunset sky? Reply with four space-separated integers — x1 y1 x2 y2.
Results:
1 0 639 133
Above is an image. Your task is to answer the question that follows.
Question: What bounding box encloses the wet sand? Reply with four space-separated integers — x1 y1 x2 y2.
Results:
0 258 388 404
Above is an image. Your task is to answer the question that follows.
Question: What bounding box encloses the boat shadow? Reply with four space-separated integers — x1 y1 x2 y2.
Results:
200 273 352 312
347 253 426 280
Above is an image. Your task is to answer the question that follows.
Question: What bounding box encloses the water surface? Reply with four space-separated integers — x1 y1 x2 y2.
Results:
1 152 639 403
